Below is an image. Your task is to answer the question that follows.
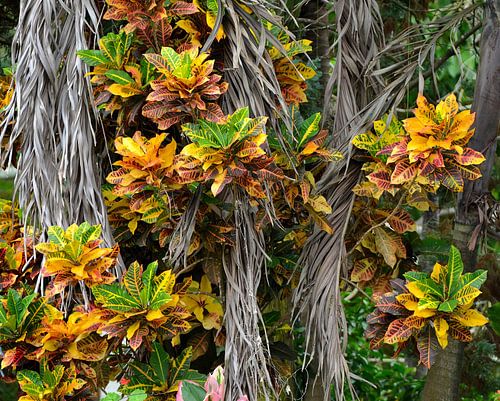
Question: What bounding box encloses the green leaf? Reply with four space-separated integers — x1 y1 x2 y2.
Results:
77 50 110 66
403 271 429 282
417 298 440 310
438 299 459 312
101 393 121 401
7 289 23 326
92 285 141 312
446 245 463 297
47 226 66 246
415 278 444 299
150 342 170 382
459 270 487 290
169 347 193 385
105 70 135 85
127 361 159 387
298 113 321 149
140 261 158 305
160 47 181 70
179 381 207 401
128 390 148 401
76 223 101 244
123 262 144 304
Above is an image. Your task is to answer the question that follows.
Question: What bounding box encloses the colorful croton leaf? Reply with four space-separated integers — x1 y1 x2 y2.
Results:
107 132 178 195
143 47 228 130
35 223 118 297
181 275 223 330
28 306 107 363
104 0 168 33
269 38 316 105
17 359 87 401
92 261 191 350
366 246 488 368
0 289 45 369
77 31 156 129
268 111 342 234
179 107 283 197
0 71 14 111
120 341 205 396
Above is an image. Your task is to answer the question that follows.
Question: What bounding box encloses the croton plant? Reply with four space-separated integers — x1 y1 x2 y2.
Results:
0 0 491 400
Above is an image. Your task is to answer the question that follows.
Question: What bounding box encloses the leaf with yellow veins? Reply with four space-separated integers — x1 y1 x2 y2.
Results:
307 195 332 214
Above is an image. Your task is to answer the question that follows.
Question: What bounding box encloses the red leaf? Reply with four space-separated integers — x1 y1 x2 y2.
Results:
367 170 392 190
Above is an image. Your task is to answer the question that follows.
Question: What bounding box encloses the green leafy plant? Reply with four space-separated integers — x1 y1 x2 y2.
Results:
17 359 87 401
366 246 488 367
120 341 205 397
92 261 191 350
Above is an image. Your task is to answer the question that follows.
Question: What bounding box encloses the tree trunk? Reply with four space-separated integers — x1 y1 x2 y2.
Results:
300 0 330 98
421 1 500 400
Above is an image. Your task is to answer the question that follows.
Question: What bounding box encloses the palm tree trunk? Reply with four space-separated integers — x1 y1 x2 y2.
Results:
421 1 500 400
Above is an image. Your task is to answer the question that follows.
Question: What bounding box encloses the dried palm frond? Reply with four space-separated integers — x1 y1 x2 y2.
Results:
294 1 384 400
168 186 202 271
0 0 114 256
223 195 274 401
222 0 294 135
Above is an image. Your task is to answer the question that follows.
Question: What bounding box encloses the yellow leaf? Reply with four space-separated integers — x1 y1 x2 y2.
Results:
413 308 436 318
307 195 332 214
146 309 164 321
452 308 488 327
434 317 449 348
108 83 142 98
159 138 177 167
126 321 141 340
430 262 447 284
396 293 419 311
406 281 426 299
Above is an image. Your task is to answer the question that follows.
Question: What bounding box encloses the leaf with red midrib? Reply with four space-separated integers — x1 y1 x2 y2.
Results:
391 161 417 184
448 321 472 342
376 294 409 316
384 319 414 344
367 170 392 190
1 347 26 369
129 327 149 351
416 328 439 368
453 148 485 166
169 1 198 15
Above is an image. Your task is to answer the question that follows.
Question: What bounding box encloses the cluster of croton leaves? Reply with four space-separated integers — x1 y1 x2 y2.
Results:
348 94 485 295
366 246 488 368
348 94 489 368
0 218 225 401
